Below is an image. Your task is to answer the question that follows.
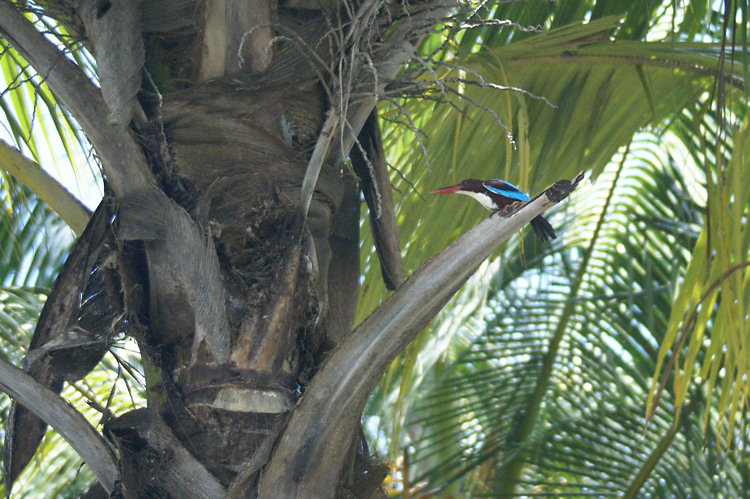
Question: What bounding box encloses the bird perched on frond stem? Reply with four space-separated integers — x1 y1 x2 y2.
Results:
431 178 556 242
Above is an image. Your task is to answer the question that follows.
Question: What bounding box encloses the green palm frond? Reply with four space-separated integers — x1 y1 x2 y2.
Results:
361 17 743 319
0 0 746 496
1 16 100 287
364 12 746 473
0 176 72 288
0 36 95 188
0 283 145 497
649 122 750 445
0 18 127 493
400 133 748 496
363 5 749 493
0 286 44 361
3 349 145 498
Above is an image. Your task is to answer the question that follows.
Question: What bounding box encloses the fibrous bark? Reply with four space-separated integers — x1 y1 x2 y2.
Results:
0 0 535 497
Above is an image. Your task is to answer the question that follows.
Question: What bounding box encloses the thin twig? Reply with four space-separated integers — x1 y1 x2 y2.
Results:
299 111 340 222
383 96 431 172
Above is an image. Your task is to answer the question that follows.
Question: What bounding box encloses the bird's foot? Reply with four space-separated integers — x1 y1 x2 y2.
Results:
502 202 524 217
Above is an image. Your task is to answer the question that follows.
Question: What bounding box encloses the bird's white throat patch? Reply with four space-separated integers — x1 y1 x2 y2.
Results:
456 190 497 211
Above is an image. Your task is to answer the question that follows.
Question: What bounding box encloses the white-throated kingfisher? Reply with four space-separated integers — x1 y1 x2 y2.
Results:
431 179 556 242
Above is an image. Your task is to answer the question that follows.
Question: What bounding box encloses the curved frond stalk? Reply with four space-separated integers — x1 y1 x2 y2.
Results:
0 2 153 194
400 128 747 496
0 139 90 234
366 13 746 482
364 24 744 323
10 346 148 497
0 356 118 492
1 35 101 206
259 176 581 497
0 285 142 496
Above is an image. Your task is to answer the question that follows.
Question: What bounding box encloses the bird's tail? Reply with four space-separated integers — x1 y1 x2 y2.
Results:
530 215 556 242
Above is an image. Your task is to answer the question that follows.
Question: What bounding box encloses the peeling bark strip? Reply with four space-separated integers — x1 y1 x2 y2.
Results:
199 0 228 80
229 110 339 371
229 0 274 73
117 187 230 365
199 0 275 80
323 170 361 345
351 110 406 290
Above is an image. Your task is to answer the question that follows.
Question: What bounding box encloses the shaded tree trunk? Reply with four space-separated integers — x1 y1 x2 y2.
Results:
3 1 392 496
1 1 579 496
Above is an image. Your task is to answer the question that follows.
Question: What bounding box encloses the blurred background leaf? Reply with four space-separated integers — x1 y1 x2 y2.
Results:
363 1 749 496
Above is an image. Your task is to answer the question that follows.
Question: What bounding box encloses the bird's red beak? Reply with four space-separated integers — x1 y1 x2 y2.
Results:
431 184 462 194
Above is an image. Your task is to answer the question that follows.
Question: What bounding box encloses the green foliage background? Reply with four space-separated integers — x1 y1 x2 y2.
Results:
1 0 749 496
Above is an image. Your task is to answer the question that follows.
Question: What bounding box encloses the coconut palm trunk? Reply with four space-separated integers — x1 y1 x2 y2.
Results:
0 1 387 496
0 1 579 496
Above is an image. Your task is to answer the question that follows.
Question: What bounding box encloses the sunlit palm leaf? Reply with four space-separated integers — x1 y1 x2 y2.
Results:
364 14 746 474
0 37 95 190
1 27 98 288
361 17 742 317
3 349 145 498
0 175 72 288
402 137 748 496
0 286 44 361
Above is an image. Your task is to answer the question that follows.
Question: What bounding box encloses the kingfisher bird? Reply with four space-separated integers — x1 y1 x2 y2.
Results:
431 179 556 242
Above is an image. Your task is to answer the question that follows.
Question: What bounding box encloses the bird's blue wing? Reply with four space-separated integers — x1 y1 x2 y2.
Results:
483 179 530 201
